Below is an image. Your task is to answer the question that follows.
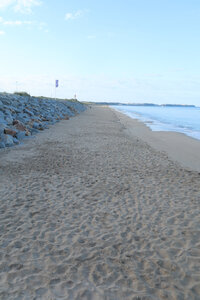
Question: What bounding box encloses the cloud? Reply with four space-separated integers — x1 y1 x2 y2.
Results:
38 21 48 32
0 0 15 9
0 30 5 35
4 20 23 25
0 16 48 32
0 17 33 26
0 0 42 14
87 35 96 39
65 10 84 21
14 0 42 14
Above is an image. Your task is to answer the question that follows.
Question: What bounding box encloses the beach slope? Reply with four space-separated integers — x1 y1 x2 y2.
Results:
0 106 200 299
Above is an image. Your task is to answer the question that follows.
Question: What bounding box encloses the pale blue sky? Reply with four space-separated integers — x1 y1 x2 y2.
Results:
0 0 200 104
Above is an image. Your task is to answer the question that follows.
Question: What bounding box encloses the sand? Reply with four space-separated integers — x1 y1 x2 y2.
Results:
0 106 200 299
112 107 200 173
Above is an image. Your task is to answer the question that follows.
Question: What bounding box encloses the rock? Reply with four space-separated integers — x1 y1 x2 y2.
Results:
13 120 31 137
16 131 26 140
4 128 17 137
0 124 6 134
0 98 10 106
23 108 34 117
0 141 5 148
32 122 41 130
14 107 22 113
0 118 7 125
16 113 31 124
0 111 5 118
13 120 19 125
25 130 31 136
0 92 86 148
5 116 13 125
0 111 7 125
4 109 12 117
30 128 39 134
31 116 41 122
1 134 14 147
13 120 27 131
13 137 19 144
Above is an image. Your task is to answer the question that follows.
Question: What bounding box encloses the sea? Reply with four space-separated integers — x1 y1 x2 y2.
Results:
112 105 200 141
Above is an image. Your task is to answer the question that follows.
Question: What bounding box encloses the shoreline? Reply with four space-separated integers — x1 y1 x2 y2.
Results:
0 106 200 299
111 107 200 172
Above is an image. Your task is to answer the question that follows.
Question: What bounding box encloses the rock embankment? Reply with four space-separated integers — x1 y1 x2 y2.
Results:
0 93 86 148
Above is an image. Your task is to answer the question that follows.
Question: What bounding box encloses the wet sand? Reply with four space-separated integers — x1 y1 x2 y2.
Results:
0 106 200 299
112 107 200 172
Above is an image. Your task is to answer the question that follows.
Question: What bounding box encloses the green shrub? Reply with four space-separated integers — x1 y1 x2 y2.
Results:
14 91 31 97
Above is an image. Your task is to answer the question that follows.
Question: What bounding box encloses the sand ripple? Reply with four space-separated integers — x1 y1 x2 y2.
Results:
0 107 200 299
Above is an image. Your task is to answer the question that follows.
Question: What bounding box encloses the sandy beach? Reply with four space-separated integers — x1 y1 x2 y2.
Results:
0 105 200 299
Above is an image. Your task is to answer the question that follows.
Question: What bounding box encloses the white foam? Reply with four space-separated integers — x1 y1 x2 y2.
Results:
112 105 200 141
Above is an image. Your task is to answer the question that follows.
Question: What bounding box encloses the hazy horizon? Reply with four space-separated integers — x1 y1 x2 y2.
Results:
0 0 200 106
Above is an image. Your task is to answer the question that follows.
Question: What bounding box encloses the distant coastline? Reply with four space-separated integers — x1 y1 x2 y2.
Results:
85 102 196 107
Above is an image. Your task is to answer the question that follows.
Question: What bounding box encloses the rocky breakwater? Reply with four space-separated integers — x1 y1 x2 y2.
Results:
0 92 86 148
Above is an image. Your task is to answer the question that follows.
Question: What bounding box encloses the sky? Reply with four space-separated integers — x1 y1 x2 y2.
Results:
0 0 200 105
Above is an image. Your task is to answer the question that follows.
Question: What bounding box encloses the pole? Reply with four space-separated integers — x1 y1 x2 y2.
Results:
55 80 59 100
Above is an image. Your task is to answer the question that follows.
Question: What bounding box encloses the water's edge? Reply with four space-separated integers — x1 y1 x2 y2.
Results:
112 105 200 141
